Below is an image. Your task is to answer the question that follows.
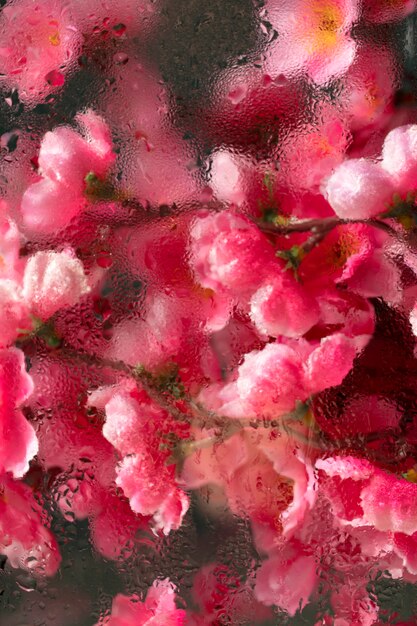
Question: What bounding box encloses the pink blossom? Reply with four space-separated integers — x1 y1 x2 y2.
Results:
90 491 149 561
89 382 190 534
107 293 184 370
189 210 276 294
183 426 316 549
298 223 398 302
0 0 81 102
345 248 401 304
101 62 200 207
330 584 379 626
324 158 395 219
22 249 90 319
235 342 306 417
203 335 361 420
96 579 185 626
317 456 417 535
209 150 254 207
249 273 320 339
393 532 417 576
279 104 349 192
304 333 357 392
0 279 31 346
0 347 37 477
116 453 189 535
363 0 416 23
343 46 397 131
121 215 232 333
0 474 61 576
381 124 417 194
254 541 317 616
21 110 115 233
264 0 359 85
0 200 22 281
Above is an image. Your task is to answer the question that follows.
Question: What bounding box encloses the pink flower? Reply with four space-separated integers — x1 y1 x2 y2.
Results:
304 333 358 392
343 46 397 131
278 103 349 192
330 583 379 626
96 579 186 626
89 382 190 534
317 456 417 535
381 124 417 194
363 0 416 23
202 335 361 420
183 426 316 550
0 200 22 281
0 0 81 102
0 348 37 478
235 342 306 417
314 291 376 341
90 491 149 562
209 150 253 207
324 158 395 219
0 279 31 346
0 474 61 576
254 541 317 616
249 273 320 339
101 62 200 207
116 453 189 535
299 223 399 303
264 0 359 85
107 292 184 370
22 249 90 320
21 110 115 233
189 210 276 294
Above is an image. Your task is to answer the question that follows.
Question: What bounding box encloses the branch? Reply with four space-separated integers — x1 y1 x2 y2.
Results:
256 215 403 242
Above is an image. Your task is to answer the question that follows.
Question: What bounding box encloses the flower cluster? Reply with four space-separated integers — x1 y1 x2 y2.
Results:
1 0 417 624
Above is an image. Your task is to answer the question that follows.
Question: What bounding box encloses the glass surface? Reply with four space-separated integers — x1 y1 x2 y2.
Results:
0 1 417 624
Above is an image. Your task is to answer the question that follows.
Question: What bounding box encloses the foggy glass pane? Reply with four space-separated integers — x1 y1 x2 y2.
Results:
1 1 417 624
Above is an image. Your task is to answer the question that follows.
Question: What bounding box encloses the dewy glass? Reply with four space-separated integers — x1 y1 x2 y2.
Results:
1 0 417 624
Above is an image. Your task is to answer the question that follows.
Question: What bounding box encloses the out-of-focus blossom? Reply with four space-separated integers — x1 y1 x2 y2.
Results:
279 103 349 192
0 0 81 102
21 110 115 233
0 200 22 281
264 0 360 85
96 579 186 626
343 46 398 132
188 563 272 625
254 540 317 616
0 279 31 347
0 347 37 477
0 474 61 575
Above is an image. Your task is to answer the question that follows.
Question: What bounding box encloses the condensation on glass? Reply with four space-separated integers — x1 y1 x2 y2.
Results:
0 1 417 625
